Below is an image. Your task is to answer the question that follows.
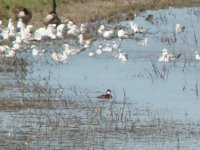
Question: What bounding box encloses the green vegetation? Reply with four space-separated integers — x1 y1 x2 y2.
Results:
1 0 200 26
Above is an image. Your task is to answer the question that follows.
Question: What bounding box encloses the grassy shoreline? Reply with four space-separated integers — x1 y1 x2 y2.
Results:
1 0 200 26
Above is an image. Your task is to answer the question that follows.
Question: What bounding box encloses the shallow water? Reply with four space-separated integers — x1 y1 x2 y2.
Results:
1 7 200 149
24 7 200 121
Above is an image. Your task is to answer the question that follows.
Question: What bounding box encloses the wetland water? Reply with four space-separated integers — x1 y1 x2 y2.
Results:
1 7 200 149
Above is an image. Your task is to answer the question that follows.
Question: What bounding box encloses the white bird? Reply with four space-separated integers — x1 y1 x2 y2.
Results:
6 19 16 40
138 37 148 46
57 24 66 32
56 23 67 39
176 24 185 33
80 22 95 35
7 18 15 32
0 20 2 27
5 49 15 58
95 44 103 55
79 33 93 48
31 45 45 56
51 51 68 63
20 25 34 42
27 24 34 32
12 42 22 51
12 36 23 51
102 30 114 39
34 27 49 41
17 18 26 31
63 43 85 55
102 43 112 52
117 29 131 39
98 25 105 35
117 50 128 62
130 21 146 33
112 40 121 49
0 20 2 33
88 51 96 57
98 25 115 39
158 48 181 62
66 20 74 29
46 24 57 39
158 49 170 62
67 24 80 37
121 53 128 62
195 51 200 60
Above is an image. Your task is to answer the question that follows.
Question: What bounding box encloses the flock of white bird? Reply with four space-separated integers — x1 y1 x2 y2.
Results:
0 10 200 63
0 13 147 63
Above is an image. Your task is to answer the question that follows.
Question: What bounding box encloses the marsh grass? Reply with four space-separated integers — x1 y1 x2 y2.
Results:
0 56 27 71
0 94 200 149
0 60 198 149
0 55 199 149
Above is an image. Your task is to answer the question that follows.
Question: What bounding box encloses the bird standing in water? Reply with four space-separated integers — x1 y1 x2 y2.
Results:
97 89 112 100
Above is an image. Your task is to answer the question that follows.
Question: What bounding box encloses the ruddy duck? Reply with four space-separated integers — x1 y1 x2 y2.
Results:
97 89 112 99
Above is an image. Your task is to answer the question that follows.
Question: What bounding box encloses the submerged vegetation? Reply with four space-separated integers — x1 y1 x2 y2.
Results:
1 0 200 26
1 92 200 149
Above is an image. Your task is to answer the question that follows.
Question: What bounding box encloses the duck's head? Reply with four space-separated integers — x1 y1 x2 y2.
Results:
22 8 29 15
106 89 112 95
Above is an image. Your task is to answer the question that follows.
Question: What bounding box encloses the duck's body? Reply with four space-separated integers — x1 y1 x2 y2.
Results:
103 30 115 39
130 21 146 33
176 24 185 33
195 51 200 60
145 14 154 22
97 89 112 100
17 8 32 25
31 45 45 56
79 33 93 48
95 44 103 55
158 49 181 62
138 37 148 46
118 29 133 39
98 25 115 39
43 11 61 27
51 51 68 63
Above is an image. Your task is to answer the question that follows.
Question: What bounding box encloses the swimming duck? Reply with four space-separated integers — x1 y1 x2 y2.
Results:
31 45 45 56
51 51 68 63
195 51 200 60
145 14 154 23
95 44 103 55
176 24 185 33
158 48 181 62
130 21 146 33
137 37 148 46
97 89 112 99
98 25 115 39
117 29 132 39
